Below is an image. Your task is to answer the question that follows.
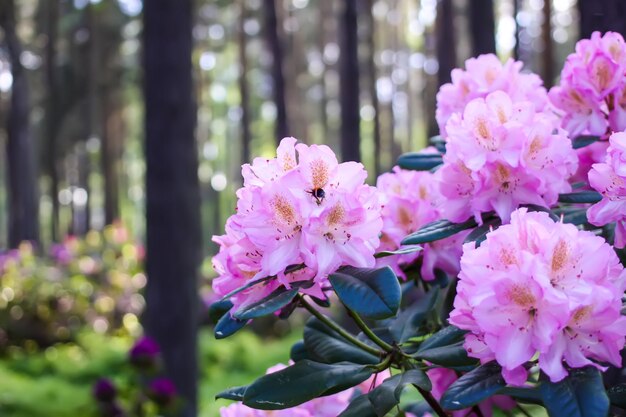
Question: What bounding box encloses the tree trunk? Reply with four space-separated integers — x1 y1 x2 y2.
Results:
513 0 521 60
469 0 496 56
579 0 626 39
366 0 381 176
143 0 201 416
542 0 554 87
1 0 40 248
264 0 289 142
238 0 251 164
101 93 120 225
436 0 456 87
339 0 361 162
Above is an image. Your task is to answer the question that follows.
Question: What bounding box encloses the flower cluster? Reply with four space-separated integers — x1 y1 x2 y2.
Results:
219 364 389 417
588 131 626 247
450 208 626 385
212 137 382 312
376 162 465 281
436 54 548 137
437 90 578 223
549 31 626 138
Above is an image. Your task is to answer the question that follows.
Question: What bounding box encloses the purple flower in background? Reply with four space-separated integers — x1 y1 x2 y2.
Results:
93 378 117 403
129 336 160 369
148 377 177 407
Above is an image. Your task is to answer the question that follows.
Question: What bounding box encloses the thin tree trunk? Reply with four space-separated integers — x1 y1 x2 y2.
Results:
264 0 289 142
46 0 60 241
513 0 521 60
578 0 626 39
339 0 361 162
1 0 40 247
238 0 251 164
101 93 120 225
366 0 381 176
469 0 496 56
143 0 200 416
542 0 554 87
436 0 456 86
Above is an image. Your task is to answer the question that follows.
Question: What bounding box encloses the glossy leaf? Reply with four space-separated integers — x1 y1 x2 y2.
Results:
338 394 377 417
233 286 300 320
290 340 312 362
440 361 505 410
368 369 432 416
216 385 247 401
374 245 422 259
390 288 439 343
207 299 233 324
463 218 500 247
242 360 373 410
397 152 444 171
415 341 478 367
607 383 626 408
540 367 609 417
303 317 379 365
214 312 247 339
402 218 477 245
330 266 401 320
572 135 599 149
417 325 466 352
557 191 602 204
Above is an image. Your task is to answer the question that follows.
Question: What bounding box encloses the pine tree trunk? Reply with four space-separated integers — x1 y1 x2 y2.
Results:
542 0 554 87
579 0 626 39
366 0 381 176
143 0 201 416
1 0 40 247
469 0 496 56
238 0 251 164
339 0 361 162
264 0 289 142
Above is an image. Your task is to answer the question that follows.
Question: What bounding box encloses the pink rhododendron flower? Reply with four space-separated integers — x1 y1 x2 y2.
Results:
436 54 548 137
375 164 466 280
450 208 626 385
427 367 515 417
588 132 626 247
212 138 383 312
550 31 626 138
438 91 578 223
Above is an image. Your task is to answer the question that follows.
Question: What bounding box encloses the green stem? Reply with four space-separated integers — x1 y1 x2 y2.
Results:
298 295 384 357
345 307 395 353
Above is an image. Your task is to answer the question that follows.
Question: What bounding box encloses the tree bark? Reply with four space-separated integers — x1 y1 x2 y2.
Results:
143 0 201 416
238 0 251 164
469 0 496 56
579 0 626 39
436 0 456 87
542 0 554 87
366 0 381 176
101 92 120 225
264 0 289 142
1 0 40 247
339 0 361 162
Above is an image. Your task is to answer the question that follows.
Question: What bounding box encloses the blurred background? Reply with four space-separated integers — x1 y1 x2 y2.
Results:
0 0 621 416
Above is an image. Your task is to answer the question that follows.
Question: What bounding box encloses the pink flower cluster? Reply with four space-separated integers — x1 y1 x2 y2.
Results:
588 131 626 247
550 31 626 138
436 54 548 137
450 208 626 385
219 364 389 417
212 137 382 312
437 91 578 223
427 368 514 417
376 162 465 281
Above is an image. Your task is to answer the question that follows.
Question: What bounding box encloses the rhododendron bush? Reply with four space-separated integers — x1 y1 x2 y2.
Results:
211 32 626 417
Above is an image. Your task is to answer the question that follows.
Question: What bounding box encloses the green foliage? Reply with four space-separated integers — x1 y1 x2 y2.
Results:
539 367 609 417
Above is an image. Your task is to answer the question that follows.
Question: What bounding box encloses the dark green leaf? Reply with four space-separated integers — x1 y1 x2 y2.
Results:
218 276 273 301
415 341 478 367
214 312 247 339
290 340 312 362
233 285 300 320
402 218 477 245
368 369 432 416
391 288 439 343
499 387 542 404
558 191 602 204
554 208 589 226
397 152 443 171
207 299 233 324
330 266 401 320
572 135 599 149
440 361 505 410
607 383 626 408
304 317 379 365
242 360 373 410
216 385 247 401
523 204 560 221
338 394 378 417
374 245 423 259
418 325 466 352
540 367 609 417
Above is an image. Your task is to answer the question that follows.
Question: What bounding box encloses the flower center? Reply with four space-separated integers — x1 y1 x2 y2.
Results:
327 203 345 226
551 239 568 273
310 158 329 189
508 284 536 307
271 195 296 225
